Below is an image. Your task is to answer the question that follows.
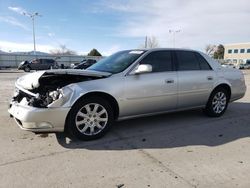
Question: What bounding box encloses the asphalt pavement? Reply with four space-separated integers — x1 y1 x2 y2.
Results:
0 69 249 188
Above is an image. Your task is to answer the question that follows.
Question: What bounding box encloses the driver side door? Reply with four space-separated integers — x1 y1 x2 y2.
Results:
122 50 178 117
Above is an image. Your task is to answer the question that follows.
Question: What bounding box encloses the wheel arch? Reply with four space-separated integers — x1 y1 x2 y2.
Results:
211 83 231 101
70 91 120 120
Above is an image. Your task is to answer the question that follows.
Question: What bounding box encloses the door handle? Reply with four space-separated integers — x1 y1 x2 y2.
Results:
207 76 213 80
165 79 174 84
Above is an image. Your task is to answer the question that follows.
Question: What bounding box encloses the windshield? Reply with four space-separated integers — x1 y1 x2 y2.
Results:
87 50 145 73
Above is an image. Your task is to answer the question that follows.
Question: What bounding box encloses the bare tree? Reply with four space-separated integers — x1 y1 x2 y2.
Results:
50 45 76 55
147 36 159 48
205 44 216 56
139 36 159 49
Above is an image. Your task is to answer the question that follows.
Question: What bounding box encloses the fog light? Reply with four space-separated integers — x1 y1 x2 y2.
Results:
37 122 53 129
22 122 53 129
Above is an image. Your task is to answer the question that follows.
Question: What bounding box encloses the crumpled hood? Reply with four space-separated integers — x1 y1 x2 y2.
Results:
16 69 111 90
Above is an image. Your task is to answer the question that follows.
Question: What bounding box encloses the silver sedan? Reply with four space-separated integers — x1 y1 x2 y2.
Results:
8 49 246 140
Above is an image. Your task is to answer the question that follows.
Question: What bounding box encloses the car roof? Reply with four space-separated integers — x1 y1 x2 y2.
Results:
134 48 197 52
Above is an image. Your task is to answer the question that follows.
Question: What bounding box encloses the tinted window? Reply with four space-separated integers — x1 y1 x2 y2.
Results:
228 49 232 53
240 49 245 53
195 53 212 70
176 51 200 71
247 49 250 53
234 49 238 53
44 59 54 64
140 51 173 72
41 59 48 64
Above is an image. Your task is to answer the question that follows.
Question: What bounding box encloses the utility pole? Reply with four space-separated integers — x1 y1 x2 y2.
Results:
22 12 42 55
169 30 181 48
145 36 148 49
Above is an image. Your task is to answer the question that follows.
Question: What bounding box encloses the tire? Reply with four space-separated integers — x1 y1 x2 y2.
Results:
204 87 229 117
66 97 114 140
24 66 30 72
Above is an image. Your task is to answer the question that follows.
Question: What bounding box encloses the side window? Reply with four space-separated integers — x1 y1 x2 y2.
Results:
40 59 46 64
140 51 173 72
195 53 212 70
44 60 50 64
176 51 200 71
48 59 54 64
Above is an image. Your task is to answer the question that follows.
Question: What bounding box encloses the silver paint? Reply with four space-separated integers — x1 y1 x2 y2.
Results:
8 48 247 132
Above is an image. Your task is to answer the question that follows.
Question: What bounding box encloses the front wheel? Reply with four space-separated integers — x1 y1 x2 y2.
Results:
204 88 229 117
66 97 114 140
24 66 30 72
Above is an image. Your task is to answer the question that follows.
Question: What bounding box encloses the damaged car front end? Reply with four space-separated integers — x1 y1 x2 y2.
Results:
8 69 110 132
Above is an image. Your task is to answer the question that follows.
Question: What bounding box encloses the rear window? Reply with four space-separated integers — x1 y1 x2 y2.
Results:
176 51 212 71
194 53 212 70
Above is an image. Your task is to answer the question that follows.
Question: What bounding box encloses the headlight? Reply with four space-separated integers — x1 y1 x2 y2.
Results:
49 90 61 101
47 87 73 108
13 87 20 97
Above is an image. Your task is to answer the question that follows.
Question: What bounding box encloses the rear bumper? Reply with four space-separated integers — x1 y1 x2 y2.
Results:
8 102 70 132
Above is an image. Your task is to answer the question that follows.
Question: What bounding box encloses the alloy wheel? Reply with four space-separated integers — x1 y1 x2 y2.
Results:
212 92 227 114
75 103 108 136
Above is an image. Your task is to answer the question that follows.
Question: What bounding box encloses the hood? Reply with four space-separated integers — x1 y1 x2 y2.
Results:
18 61 28 68
43 69 111 77
16 69 111 90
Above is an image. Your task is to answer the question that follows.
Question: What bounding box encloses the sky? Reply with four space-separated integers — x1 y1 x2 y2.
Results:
0 0 249 55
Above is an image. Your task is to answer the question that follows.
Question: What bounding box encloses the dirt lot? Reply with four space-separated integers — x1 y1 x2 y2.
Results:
0 69 250 188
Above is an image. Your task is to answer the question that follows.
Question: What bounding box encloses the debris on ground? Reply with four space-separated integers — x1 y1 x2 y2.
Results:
116 183 124 188
39 133 49 138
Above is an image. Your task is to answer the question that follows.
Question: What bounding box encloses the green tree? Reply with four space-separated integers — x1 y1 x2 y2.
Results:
88 48 102 56
213 44 225 59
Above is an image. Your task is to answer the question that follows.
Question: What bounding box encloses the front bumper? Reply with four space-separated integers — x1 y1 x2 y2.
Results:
8 102 70 132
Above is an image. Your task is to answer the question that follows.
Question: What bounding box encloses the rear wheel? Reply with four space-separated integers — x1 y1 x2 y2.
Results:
66 97 114 140
204 88 229 117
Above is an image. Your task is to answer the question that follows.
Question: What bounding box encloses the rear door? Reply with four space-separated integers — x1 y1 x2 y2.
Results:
123 50 178 116
175 50 215 108
42 59 51 69
30 59 40 70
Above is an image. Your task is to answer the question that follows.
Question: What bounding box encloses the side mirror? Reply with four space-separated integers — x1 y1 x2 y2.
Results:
134 64 152 74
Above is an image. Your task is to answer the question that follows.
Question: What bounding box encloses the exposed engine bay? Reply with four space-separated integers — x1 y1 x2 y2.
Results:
12 70 109 108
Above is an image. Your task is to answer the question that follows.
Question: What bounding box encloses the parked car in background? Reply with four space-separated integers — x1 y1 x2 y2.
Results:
237 63 245 69
9 49 246 140
221 63 235 69
73 59 97 69
70 59 97 69
242 60 250 69
18 59 59 72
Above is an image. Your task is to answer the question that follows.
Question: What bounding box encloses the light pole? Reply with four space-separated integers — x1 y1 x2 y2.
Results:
22 12 41 55
169 29 181 48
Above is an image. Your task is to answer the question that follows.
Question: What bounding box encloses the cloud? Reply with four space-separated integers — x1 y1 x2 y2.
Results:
48 32 55 37
0 40 55 53
8 6 27 15
101 0 250 50
101 44 121 56
0 16 29 30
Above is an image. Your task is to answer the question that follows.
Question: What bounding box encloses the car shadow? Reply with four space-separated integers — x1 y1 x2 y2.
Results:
56 102 250 150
